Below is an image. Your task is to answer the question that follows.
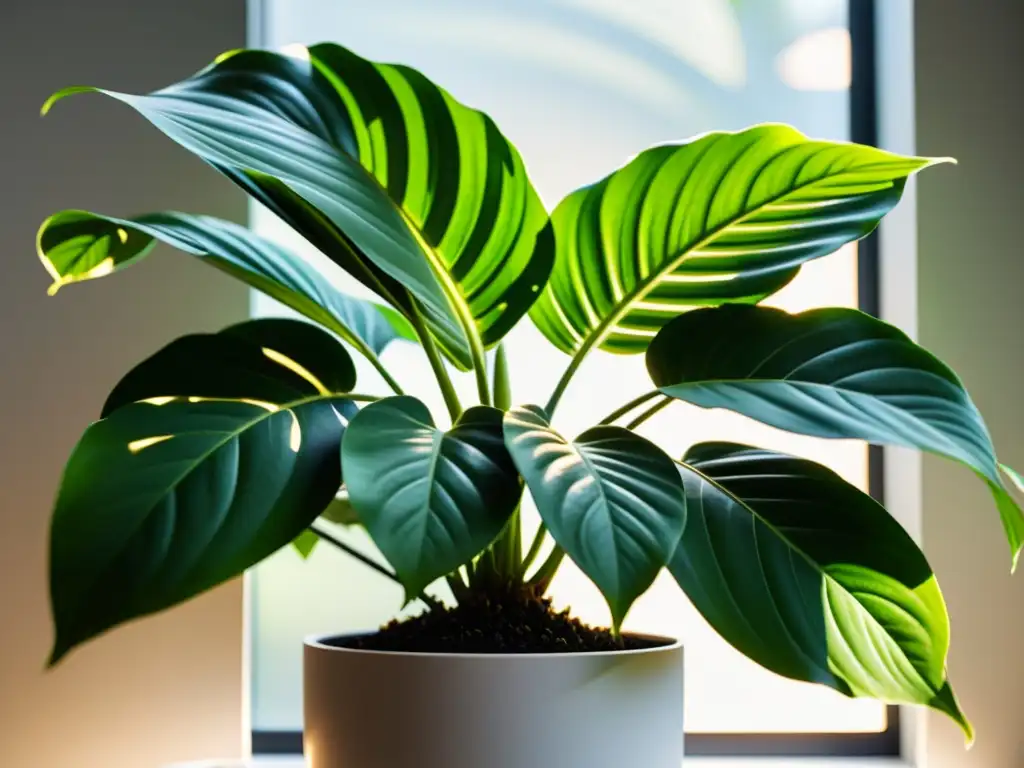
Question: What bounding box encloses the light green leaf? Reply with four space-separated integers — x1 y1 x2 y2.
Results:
341 397 520 596
530 124 948 356
291 530 320 559
43 43 553 367
49 396 345 664
672 442 971 740
503 405 686 629
102 318 355 416
648 304 1024 567
37 211 409 360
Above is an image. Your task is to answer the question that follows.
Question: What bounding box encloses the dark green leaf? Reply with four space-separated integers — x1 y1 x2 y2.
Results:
648 304 1024 566
530 125 948 355
341 397 520 596
102 318 355 416
503 405 686 629
37 211 409 359
49 396 345 664
672 442 971 739
43 44 553 366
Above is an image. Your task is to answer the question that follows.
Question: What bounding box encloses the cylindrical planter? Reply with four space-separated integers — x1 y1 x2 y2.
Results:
304 632 684 768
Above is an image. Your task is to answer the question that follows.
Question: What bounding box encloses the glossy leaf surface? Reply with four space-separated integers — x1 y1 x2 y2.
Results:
531 125 945 355
49 396 345 663
342 397 520 596
648 304 1024 566
37 210 410 359
44 44 553 367
672 442 970 738
503 405 686 628
102 318 355 416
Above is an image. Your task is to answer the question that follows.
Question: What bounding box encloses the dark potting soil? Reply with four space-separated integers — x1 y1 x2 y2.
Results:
338 592 666 654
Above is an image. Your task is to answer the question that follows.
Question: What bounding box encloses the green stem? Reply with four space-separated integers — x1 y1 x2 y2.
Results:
599 390 660 425
407 304 463 421
520 523 548 575
311 524 442 611
343 393 383 403
544 341 592 417
625 395 672 430
528 546 566 593
347 335 404 395
492 502 522 581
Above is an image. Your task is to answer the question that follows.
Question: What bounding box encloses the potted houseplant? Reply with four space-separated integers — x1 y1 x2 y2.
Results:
39 43 1022 767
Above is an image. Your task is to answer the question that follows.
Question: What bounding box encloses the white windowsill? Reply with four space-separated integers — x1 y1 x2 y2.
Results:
170 758 910 767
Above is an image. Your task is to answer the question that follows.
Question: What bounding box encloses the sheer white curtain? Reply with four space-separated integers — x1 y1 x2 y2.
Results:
249 0 885 735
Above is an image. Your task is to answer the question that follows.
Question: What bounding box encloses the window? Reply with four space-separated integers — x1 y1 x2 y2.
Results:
247 0 895 756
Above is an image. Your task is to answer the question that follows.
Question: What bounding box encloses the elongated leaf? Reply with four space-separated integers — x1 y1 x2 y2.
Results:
342 397 520 596
530 125 947 355
648 304 1024 567
44 44 554 366
503 405 686 628
49 396 345 664
102 318 354 416
38 210 410 359
672 442 971 739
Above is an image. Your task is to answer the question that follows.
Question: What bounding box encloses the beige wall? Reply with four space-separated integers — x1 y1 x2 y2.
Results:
0 2 248 767
915 1 1024 766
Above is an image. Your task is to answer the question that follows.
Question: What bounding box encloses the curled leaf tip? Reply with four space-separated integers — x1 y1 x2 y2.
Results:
40 86 99 117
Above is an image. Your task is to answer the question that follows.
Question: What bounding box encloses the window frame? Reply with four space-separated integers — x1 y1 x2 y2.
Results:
249 0 901 758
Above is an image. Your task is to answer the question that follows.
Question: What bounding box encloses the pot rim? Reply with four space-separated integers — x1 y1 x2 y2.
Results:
304 631 682 659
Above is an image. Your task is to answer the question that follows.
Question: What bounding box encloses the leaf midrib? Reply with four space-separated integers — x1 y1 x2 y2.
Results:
680 459 940 696
568 165 903 355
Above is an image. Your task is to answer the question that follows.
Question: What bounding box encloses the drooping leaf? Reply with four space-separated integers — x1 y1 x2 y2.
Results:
341 397 520 596
43 43 554 367
503 405 686 629
37 211 410 359
648 304 1024 567
102 318 355 416
530 125 948 355
671 442 971 739
291 529 320 559
49 396 345 664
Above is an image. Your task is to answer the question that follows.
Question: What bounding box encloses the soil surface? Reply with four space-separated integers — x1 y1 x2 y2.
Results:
339 590 667 654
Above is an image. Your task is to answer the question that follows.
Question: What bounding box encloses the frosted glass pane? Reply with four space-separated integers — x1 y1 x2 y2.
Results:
250 0 886 735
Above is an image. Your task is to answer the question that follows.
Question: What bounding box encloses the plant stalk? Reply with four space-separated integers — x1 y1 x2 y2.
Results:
528 545 566 593
310 524 442 611
625 395 672 430
599 390 660 425
407 303 463 421
520 523 548 575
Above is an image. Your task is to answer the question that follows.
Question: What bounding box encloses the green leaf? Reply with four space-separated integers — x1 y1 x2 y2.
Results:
43 44 554 367
291 529 320 559
672 442 971 740
341 397 520 596
320 490 360 526
49 396 345 664
502 405 686 629
102 318 355 416
648 304 1024 567
530 124 948 355
37 211 409 359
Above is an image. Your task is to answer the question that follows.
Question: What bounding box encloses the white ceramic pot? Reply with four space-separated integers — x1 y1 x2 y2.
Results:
303 632 684 768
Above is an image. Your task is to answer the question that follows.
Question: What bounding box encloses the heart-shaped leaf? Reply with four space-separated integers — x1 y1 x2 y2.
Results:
341 397 520 596
291 530 320 559
44 43 553 368
49 396 345 664
530 125 947 356
672 442 971 740
648 304 1024 567
37 211 411 362
503 405 686 629
102 318 355 416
